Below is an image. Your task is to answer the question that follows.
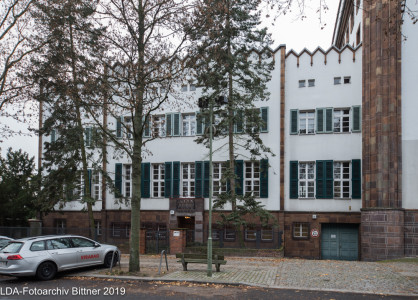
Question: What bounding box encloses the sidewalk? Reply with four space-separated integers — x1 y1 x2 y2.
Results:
78 255 418 296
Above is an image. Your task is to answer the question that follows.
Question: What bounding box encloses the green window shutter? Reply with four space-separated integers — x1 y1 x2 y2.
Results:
115 164 122 198
316 109 324 133
325 108 333 133
352 106 361 132
143 115 151 138
116 117 122 138
325 160 334 198
166 114 172 136
85 127 92 147
260 159 269 198
141 163 150 198
289 161 298 199
196 112 203 135
316 161 324 198
290 110 298 134
51 129 56 143
235 160 244 196
203 161 210 198
164 162 172 198
260 107 268 133
316 160 333 198
235 110 243 133
195 161 203 197
172 161 180 197
173 113 181 136
85 169 92 197
352 159 361 199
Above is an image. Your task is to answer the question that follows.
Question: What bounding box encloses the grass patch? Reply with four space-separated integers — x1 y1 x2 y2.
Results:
378 257 418 264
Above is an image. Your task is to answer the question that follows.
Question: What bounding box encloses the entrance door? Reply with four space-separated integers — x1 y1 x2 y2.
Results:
321 223 359 261
178 216 195 244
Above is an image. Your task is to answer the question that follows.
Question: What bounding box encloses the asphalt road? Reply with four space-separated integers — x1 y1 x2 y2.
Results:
0 275 415 300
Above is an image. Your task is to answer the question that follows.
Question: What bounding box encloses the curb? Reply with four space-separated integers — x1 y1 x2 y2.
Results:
67 272 418 297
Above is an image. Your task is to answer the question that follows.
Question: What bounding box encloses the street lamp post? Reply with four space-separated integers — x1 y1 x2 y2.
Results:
198 96 227 277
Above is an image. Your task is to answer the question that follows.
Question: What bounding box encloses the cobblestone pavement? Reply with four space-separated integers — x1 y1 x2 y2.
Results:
85 255 418 296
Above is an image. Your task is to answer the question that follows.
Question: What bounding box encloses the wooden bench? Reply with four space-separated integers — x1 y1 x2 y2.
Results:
176 253 227 272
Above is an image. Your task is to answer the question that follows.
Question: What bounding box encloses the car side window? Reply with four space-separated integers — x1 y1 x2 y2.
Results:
46 238 71 250
30 241 46 251
71 237 95 248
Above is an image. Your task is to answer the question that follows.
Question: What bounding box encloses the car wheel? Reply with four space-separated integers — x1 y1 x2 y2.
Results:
104 252 118 268
36 262 57 281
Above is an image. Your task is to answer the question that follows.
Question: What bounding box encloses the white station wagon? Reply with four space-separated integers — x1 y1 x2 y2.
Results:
0 235 120 280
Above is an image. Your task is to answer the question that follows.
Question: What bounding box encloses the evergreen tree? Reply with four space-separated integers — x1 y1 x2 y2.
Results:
0 148 38 226
28 0 105 238
189 0 276 240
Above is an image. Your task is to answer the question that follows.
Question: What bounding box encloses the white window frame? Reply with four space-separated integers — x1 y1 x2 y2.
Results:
299 111 315 134
95 220 102 236
245 227 257 241
182 114 196 136
299 162 315 198
293 223 309 238
333 109 350 133
213 162 227 196
334 77 341 85
261 227 273 241
152 164 165 198
244 161 260 197
152 115 166 137
181 163 195 197
334 161 351 198
124 165 132 198
308 79 315 87
92 171 101 200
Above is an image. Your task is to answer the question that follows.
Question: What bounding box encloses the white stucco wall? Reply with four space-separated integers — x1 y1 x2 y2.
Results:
401 0 418 209
284 46 362 212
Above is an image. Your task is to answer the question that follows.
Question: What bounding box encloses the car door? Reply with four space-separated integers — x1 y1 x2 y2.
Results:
46 238 78 269
71 237 102 266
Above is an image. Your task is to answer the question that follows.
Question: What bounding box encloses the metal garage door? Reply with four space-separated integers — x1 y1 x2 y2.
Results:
321 224 359 261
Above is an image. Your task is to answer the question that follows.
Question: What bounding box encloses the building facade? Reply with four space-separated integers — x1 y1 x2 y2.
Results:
40 0 418 260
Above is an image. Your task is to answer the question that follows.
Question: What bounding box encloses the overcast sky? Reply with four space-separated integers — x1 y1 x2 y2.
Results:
0 1 340 162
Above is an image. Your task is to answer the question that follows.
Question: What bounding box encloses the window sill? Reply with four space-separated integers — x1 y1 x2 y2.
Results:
334 197 352 200
298 197 316 200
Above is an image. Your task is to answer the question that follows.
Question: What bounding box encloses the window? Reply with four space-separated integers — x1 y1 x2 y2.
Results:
299 162 315 198
245 227 257 241
112 223 130 237
71 237 95 248
124 165 132 197
152 116 165 137
152 164 165 197
308 79 315 87
213 162 227 196
92 171 101 200
334 109 350 133
244 161 260 197
293 223 309 238
334 162 350 198
224 227 236 241
211 228 220 240
55 219 66 234
181 85 188 92
95 220 102 236
344 76 351 84
46 238 71 249
124 116 133 139
181 163 195 197
261 227 273 241
298 80 306 88
299 111 315 134
334 77 341 85
30 241 46 251
182 114 196 136
189 84 196 91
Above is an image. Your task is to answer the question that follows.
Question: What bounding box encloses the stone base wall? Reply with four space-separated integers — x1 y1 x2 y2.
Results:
284 212 361 259
405 210 418 257
361 209 404 261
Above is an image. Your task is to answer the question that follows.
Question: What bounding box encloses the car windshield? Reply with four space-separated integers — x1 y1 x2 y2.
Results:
0 242 23 253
